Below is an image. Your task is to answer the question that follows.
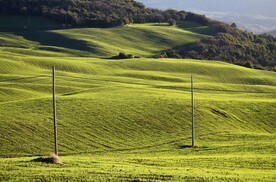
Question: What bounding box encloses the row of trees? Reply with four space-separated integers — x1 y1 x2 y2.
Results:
0 0 244 31
0 0 188 27
157 28 276 71
0 0 227 29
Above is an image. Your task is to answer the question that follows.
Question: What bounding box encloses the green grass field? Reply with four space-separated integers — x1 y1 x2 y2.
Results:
0 22 203 57
0 21 275 181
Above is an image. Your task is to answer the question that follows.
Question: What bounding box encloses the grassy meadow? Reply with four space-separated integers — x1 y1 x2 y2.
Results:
0 21 204 57
0 21 275 181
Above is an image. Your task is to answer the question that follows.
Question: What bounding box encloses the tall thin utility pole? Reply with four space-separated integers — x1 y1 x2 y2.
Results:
191 75 195 147
52 66 58 155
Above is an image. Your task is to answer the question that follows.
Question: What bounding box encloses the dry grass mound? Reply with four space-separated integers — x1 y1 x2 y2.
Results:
32 154 63 164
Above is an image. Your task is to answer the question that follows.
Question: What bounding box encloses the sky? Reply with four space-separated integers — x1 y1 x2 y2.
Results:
137 0 276 34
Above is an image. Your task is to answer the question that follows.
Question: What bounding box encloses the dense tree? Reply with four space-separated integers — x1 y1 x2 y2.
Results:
0 0 221 28
157 29 276 71
168 19 176 26
231 22 237 28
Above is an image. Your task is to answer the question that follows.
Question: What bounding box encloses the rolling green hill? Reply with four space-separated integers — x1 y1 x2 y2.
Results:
0 56 275 155
0 22 203 57
0 22 275 181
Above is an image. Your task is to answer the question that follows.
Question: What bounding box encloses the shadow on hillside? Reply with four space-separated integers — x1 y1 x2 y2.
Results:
136 29 174 45
151 23 170 27
15 31 98 53
176 21 218 36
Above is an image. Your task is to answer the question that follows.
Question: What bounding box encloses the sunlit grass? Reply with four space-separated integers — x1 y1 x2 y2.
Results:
0 23 275 181
0 22 203 58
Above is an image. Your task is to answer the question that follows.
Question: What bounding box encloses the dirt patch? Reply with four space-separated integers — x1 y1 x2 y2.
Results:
32 153 63 164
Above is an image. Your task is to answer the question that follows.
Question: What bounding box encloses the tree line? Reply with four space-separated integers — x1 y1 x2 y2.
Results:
0 0 213 27
0 0 230 33
156 26 276 71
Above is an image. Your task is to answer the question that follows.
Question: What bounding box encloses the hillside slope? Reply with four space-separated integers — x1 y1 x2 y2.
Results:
0 21 275 157
0 23 204 57
0 21 275 181
0 55 275 157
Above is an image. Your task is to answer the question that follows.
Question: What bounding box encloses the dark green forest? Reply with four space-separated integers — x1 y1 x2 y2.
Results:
157 27 276 71
0 0 228 29
0 0 198 27
0 0 275 70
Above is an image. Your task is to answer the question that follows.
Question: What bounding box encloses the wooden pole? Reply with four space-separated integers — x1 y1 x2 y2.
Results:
52 66 58 155
191 75 195 147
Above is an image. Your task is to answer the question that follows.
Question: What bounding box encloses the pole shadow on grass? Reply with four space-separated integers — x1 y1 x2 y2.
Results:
31 154 63 164
14 30 99 53
178 145 211 151
178 145 194 149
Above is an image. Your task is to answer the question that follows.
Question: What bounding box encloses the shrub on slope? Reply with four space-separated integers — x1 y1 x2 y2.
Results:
157 27 276 71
